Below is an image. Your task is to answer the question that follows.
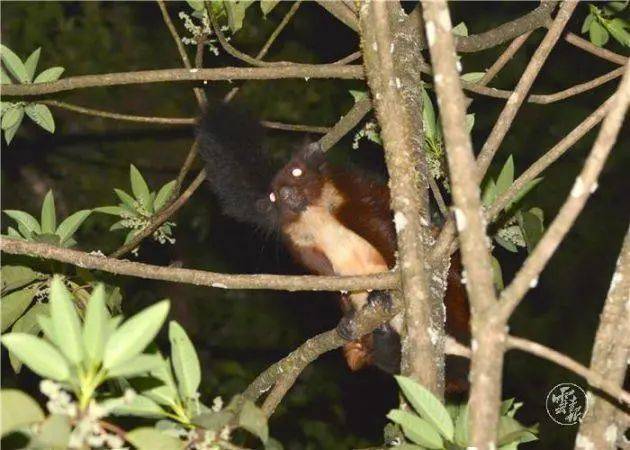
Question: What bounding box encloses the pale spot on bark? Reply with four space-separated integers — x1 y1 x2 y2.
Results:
211 282 228 289
394 211 408 232
529 277 538 288
575 434 595 450
426 22 436 47
454 207 467 231
571 177 586 197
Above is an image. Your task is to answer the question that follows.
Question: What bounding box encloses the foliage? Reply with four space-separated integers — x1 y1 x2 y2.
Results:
95 164 177 253
1 45 64 144
582 2 630 47
0 275 272 450
3 189 91 248
385 376 538 450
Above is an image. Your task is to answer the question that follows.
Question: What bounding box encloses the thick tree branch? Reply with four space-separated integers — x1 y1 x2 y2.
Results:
476 1 578 179
0 238 399 291
576 226 630 449
0 65 364 97
422 2 501 446
499 62 630 321
361 1 442 393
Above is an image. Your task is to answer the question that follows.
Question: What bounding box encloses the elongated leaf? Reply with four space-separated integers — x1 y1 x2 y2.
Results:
496 155 514 196
4 210 41 235
95 205 125 216
107 395 167 419
83 284 108 366
154 180 176 212
482 178 497 207
1 389 45 436
40 190 56 233
126 427 184 450
23 48 41 82
421 88 437 141
114 188 137 210
387 409 443 449
0 45 28 83
1 333 70 380
1 286 36 332
582 14 594 34
103 300 170 369
56 209 91 244
169 321 201 401
453 403 469 447
193 410 235 431
145 356 179 406
461 72 485 83
49 276 83 365
590 20 609 46
129 164 152 211
465 113 475 133
33 414 71 449
519 210 544 253
260 0 280 15
1 66 12 84
495 235 518 253
605 18 630 47
2 105 24 130
239 399 269 443
25 103 55 133
452 21 468 36
491 256 504 290
506 177 543 210
224 1 253 32
107 353 163 378
394 376 454 440
33 66 65 83
37 314 56 344
185 0 205 11
3 114 22 145
349 90 368 103
9 303 48 373
1 265 40 293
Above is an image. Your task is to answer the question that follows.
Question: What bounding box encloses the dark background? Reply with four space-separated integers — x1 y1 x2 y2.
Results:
1 2 628 449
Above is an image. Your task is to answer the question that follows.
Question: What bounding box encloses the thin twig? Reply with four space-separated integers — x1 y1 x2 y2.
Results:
316 0 359 31
475 1 579 179
428 176 448 218
564 31 628 66
498 62 630 321
317 97 371 151
478 32 532 86
224 1 302 102
109 169 207 258
0 238 399 292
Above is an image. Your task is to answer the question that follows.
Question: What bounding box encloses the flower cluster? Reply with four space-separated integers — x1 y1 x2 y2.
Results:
178 10 229 57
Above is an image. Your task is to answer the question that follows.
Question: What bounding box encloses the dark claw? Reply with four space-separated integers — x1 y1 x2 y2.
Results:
336 313 358 341
366 291 392 311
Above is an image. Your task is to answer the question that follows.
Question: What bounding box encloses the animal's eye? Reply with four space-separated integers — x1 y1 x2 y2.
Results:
269 192 276 202
291 167 303 177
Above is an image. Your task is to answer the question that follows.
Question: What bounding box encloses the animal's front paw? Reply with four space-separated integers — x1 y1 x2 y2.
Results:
336 314 358 341
366 290 392 311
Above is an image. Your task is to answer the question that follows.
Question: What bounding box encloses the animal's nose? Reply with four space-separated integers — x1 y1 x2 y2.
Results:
280 186 293 200
279 186 307 211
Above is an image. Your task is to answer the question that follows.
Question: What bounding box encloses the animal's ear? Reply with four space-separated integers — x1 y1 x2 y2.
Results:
301 141 326 169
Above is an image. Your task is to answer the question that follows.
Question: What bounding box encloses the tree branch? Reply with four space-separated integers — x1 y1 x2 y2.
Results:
475 1 578 179
422 2 501 446
498 62 630 321
576 225 630 449
0 65 364 97
564 31 628 66
316 0 359 32
0 238 399 291
317 97 371 151
361 1 441 393
478 32 532 87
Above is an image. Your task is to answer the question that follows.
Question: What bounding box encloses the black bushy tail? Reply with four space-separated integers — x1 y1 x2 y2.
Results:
196 105 277 232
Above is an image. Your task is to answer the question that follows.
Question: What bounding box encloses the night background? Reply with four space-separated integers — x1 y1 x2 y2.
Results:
1 2 628 449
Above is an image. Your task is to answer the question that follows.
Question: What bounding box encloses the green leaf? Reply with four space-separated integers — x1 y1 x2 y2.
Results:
1 286 36 332
496 155 514 196
9 303 48 373
465 113 475 133
95 205 126 216
1 45 29 83
261 0 280 15
126 427 184 450
49 276 83 365
1 333 70 381
33 414 71 449
452 22 468 36
224 0 254 32
154 180 177 212
115 188 138 210
33 66 65 83
1 66 12 84
482 178 497 207
56 209 91 244
461 72 485 83
192 410 235 431
606 18 630 47
590 20 609 46
422 88 437 141
387 409 443 449
129 164 153 211
238 399 269 443
40 190 56 234
83 284 108 366
145 356 179 406
582 13 594 34
25 103 55 133
37 314 57 344
108 394 167 419
519 209 544 253
185 0 205 11
107 353 163 378
498 416 537 446
506 177 543 210
394 376 454 440
495 235 518 253
453 403 469 447
103 300 170 369
1 265 41 294
1 105 24 130
4 210 41 235
23 48 41 82
491 256 504 291
169 321 201 401
3 114 23 145
1 389 45 436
